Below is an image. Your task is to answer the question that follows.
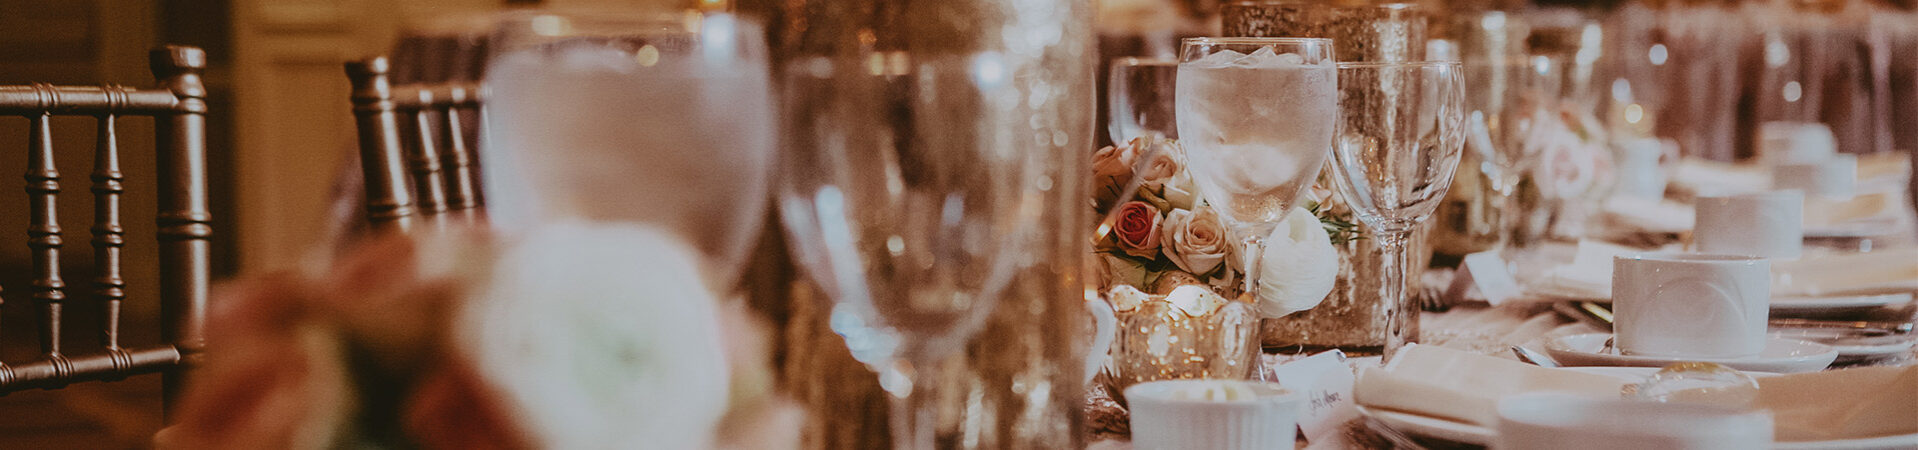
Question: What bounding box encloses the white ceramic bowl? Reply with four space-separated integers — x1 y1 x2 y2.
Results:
1125 379 1303 450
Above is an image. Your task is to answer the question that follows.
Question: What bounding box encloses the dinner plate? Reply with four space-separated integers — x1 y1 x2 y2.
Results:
1770 292 1914 313
1543 333 1837 373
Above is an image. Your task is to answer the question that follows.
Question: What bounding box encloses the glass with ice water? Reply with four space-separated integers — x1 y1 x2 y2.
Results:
1174 37 1338 298
481 10 775 291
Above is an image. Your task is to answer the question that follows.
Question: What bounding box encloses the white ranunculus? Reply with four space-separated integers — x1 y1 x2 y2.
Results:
1256 207 1339 318
459 222 731 449
1165 284 1228 318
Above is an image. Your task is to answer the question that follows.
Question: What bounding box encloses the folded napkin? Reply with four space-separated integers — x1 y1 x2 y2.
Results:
1531 240 1648 300
1600 197 1694 234
1669 158 1769 198
1803 192 1895 228
1353 345 1621 426
1857 151 1912 186
1757 365 1918 442
1773 248 1918 297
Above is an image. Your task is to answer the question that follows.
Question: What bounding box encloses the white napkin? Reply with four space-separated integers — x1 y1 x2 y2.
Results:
1803 192 1896 228
1772 248 1918 297
1757 365 1918 442
1521 240 1653 301
1600 196 1694 234
1669 158 1768 198
1353 345 1621 426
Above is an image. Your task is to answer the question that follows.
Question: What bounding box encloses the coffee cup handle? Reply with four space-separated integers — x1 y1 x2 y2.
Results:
1084 297 1117 384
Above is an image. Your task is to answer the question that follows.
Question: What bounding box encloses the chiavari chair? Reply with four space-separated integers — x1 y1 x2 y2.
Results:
0 46 213 413
344 56 486 235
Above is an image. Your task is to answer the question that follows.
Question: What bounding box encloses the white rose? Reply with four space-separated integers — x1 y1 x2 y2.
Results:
460 222 732 449
1255 207 1339 318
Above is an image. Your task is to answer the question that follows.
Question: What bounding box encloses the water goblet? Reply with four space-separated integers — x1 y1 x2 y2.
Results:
1108 57 1181 144
481 10 776 292
1175 37 1339 302
1326 61 1466 360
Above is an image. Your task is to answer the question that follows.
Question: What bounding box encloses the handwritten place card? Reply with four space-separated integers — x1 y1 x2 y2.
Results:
1268 350 1359 444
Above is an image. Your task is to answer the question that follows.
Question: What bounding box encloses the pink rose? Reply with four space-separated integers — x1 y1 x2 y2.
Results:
1112 201 1163 258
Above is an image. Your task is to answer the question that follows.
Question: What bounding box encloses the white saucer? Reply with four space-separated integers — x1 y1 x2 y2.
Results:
1770 292 1914 313
1543 333 1837 373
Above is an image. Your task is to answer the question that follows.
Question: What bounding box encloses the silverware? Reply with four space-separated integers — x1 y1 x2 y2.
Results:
1510 345 1559 368
1562 301 1915 335
1362 416 1431 450
1769 318 1914 334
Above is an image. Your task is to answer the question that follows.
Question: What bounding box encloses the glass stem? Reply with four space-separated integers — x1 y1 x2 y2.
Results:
1378 229 1416 362
883 359 937 450
1241 234 1267 298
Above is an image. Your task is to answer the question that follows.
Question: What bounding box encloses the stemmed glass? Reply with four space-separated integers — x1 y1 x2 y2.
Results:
1466 56 1560 259
1175 37 1340 299
778 55 1043 449
480 10 775 292
1108 57 1181 144
1326 61 1466 360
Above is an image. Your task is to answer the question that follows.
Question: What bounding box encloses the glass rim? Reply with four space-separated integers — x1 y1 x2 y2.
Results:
1180 37 1333 46
1111 56 1179 66
1335 60 1463 69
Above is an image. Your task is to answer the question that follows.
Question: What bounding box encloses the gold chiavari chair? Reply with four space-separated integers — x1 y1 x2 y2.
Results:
0 46 213 412
344 56 486 235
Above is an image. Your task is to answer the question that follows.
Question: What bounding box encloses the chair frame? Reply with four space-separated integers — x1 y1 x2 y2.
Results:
346 57 485 235
0 46 212 413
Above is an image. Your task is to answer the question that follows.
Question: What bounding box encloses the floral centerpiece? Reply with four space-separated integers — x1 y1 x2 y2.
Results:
1090 137 1343 317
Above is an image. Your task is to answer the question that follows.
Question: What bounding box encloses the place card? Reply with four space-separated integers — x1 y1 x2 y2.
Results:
1453 250 1523 305
1268 350 1359 444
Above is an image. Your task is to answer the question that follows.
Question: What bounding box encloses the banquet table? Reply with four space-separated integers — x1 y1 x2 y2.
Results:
1086 262 1918 449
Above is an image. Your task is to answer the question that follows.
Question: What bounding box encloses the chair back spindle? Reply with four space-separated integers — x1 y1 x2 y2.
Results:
0 46 214 420
345 56 487 233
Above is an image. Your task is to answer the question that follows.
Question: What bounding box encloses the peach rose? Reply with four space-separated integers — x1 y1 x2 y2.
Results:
1158 207 1231 275
1111 201 1163 258
1092 142 1141 209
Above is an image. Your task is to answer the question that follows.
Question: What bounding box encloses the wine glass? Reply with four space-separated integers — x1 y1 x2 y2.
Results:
1465 56 1560 259
1326 61 1466 360
1108 57 1180 144
777 54 1043 449
480 10 776 291
1175 37 1339 298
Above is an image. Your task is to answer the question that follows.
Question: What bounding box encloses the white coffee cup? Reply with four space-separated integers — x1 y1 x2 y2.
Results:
1494 393 1774 450
1758 122 1835 165
1694 190 1803 259
1612 253 1771 358
1614 137 1668 199
1772 153 1856 198
1126 380 1302 450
